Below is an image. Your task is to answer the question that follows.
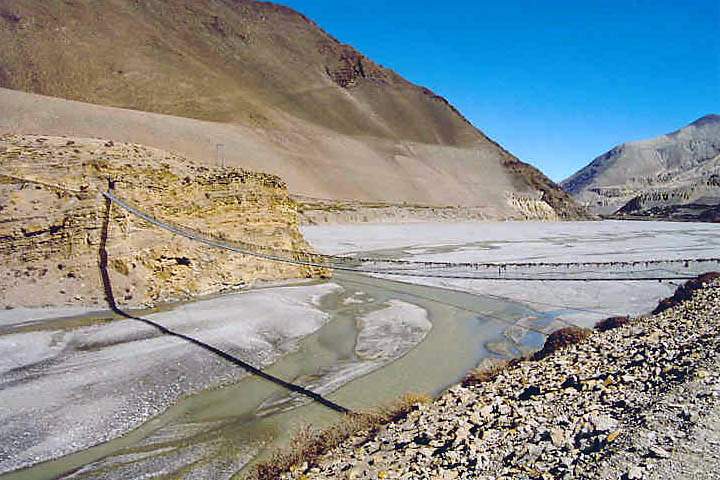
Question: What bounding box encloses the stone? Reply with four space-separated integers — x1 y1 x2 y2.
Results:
648 446 670 459
589 414 618 432
627 466 644 479
550 427 566 447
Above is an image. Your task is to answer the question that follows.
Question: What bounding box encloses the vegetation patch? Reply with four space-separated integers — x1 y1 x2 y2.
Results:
595 315 630 332
462 359 510 387
533 326 591 360
248 393 430 480
653 272 720 315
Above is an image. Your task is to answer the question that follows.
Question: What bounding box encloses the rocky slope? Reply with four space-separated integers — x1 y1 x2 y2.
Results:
561 115 720 219
0 1 586 220
0 134 321 309
281 276 720 479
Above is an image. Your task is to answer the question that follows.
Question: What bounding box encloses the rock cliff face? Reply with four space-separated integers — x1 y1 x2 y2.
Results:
561 115 720 220
0 0 587 220
0 134 320 309
295 189 567 225
505 193 560 221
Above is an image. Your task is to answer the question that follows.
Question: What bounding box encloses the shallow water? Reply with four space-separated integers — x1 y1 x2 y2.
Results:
1 271 549 479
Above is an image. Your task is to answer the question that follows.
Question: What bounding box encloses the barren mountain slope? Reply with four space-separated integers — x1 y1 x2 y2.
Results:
0 88 585 220
0 0 480 145
0 1 585 220
561 115 720 219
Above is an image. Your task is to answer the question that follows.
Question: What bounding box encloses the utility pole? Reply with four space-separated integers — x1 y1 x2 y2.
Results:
216 143 225 168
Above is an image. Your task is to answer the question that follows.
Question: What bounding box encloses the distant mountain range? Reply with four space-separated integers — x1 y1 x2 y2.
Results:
0 0 586 220
561 114 720 221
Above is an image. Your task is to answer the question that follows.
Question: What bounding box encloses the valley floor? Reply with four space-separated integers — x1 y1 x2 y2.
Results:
303 220 720 325
1 220 719 479
0 282 341 474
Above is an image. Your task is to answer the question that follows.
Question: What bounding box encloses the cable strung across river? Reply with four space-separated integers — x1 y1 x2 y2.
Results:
102 190 720 282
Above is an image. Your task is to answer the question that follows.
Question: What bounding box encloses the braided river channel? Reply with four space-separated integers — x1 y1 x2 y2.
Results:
2 221 719 479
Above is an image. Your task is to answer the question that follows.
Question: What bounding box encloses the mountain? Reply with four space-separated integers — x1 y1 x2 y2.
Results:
0 0 586 220
561 115 720 220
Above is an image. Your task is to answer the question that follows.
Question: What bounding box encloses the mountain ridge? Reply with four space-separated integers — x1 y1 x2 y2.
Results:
561 114 720 220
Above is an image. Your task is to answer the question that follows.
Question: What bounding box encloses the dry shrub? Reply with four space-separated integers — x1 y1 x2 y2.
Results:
248 392 431 480
595 315 631 332
653 272 720 315
533 326 591 360
462 359 510 387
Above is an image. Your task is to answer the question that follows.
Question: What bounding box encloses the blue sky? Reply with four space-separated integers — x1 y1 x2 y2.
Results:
280 0 720 181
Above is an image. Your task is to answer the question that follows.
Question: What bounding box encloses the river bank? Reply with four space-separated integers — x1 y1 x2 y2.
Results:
0 282 341 474
1 271 541 479
280 276 720 479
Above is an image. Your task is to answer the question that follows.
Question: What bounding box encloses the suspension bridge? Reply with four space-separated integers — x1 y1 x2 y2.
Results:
6 172 719 416
103 189 719 282
101 186 719 416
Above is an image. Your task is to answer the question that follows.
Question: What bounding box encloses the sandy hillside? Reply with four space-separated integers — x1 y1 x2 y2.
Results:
0 0 586 219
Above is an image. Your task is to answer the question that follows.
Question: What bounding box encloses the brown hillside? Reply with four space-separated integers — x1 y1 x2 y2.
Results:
0 0 479 146
0 0 586 219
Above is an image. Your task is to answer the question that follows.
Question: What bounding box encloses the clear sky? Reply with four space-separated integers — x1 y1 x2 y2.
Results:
280 0 720 181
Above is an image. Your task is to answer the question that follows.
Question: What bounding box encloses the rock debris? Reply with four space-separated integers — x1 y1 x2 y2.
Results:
284 281 720 479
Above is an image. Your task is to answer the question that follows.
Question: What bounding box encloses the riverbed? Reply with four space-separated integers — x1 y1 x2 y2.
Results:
1 220 718 479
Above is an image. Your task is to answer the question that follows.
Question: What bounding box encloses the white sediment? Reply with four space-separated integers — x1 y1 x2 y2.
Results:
258 299 431 412
355 299 431 360
0 282 341 474
304 221 720 326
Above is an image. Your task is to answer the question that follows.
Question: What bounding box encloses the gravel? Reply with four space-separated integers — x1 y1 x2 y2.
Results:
282 281 720 479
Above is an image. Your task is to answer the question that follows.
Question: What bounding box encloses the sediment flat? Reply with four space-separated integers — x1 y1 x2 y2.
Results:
303 220 720 325
0 283 340 474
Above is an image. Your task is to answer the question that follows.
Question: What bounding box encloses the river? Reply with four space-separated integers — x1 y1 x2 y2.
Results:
3 220 719 478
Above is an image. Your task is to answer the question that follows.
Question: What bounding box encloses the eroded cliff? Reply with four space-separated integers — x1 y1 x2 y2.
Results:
0 134 322 309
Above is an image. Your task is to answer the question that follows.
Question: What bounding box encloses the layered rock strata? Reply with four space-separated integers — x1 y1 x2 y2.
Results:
295 193 562 225
0 134 321 308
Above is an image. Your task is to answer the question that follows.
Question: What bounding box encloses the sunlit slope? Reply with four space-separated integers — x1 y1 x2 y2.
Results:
0 0 585 218
0 0 479 144
562 115 720 219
